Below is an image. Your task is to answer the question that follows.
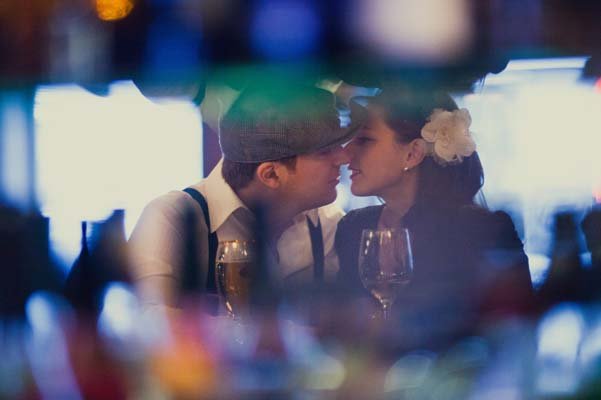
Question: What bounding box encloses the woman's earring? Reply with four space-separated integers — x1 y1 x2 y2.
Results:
403 166 410 172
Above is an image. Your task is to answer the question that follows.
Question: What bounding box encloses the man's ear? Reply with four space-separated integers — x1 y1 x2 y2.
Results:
256 162 281 189
405 138 427 169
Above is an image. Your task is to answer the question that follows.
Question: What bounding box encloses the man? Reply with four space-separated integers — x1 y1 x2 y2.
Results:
128 84 364 308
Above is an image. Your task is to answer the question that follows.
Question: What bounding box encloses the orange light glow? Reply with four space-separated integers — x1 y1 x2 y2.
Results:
95 0 134 21
595 78 601 93
150 335 216 397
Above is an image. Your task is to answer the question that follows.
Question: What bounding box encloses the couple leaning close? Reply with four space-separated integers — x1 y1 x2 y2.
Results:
128 83 534 323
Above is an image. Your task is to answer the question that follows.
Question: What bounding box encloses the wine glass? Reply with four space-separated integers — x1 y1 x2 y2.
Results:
358 228 413 320
215 240 255 319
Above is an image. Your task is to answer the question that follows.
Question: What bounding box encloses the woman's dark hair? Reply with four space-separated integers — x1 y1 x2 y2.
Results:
369 88 484 207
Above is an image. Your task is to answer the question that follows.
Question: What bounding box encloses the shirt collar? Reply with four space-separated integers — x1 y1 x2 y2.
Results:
201 159 249 233
294 208 320 227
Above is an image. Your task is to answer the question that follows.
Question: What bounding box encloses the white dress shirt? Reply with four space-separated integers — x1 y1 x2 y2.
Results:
129 160 343 307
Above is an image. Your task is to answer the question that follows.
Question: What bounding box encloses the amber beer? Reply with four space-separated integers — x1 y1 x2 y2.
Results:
216 260 253 316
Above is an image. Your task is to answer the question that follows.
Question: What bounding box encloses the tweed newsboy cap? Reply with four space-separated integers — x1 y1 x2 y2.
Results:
219 85 365 163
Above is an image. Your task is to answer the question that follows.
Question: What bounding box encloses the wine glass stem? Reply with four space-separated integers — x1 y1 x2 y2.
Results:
381 302 391 320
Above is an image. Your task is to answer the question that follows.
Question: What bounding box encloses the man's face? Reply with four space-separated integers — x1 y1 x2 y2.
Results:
277 146 349 211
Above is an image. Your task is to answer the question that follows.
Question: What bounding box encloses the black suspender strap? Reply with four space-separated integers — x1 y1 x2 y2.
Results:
306 215 325 281
183 187 218 293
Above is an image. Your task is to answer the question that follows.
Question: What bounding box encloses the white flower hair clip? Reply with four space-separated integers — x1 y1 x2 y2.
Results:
420 108 476 166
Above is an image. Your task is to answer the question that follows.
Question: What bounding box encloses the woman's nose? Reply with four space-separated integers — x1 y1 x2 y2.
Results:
341 142 356 161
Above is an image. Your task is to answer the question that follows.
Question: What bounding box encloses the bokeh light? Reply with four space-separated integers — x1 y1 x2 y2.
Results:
351 0 472 62
95 0 135 21
250 0 320 60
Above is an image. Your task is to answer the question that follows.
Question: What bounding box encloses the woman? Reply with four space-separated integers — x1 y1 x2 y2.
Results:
336 89 534 328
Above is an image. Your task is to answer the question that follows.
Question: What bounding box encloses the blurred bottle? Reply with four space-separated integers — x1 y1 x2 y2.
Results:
582 207 601 300
64 209 131 319
63 221 95 315
538 212 588 310
63 210 132 399
90 209 131 285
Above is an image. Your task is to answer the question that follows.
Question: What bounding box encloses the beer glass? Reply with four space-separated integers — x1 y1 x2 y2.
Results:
215 240 255 319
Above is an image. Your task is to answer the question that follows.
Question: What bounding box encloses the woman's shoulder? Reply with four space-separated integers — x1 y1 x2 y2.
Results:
339 205 383 228
455 205 515 227
454 205 523 248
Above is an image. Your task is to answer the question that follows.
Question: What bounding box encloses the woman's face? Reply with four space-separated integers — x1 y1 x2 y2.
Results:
345 109 411 197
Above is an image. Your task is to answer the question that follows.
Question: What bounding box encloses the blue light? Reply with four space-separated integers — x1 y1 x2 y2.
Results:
98 283 139 340
581 318 601 368
26 292 57 337
536 303 585 395
250 0 320 61
145 18 202 74
385 351 435 392
25 292 82 400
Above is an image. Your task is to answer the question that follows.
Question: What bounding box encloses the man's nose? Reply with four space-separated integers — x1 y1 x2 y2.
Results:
331 145 351 165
